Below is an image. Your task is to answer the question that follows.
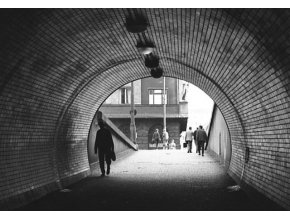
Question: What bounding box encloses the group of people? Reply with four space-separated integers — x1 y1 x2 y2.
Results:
94 120 180 177
152 128 176 150
94 119 208 177
151 126 208 155
185 125 208 156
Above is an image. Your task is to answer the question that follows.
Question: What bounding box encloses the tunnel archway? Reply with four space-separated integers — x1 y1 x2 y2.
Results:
0 9 289 209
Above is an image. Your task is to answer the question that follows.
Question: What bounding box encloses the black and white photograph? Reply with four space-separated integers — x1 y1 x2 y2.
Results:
0 0 289 214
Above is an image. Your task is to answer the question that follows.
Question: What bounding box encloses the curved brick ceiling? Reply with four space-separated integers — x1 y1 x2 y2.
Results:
0 9 289 209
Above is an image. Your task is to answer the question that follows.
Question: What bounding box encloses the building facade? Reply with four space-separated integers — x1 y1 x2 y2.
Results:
100 77 189 149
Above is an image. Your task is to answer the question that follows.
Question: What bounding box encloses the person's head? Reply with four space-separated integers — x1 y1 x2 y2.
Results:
199 125 203 129
163 128 166 132
155 129 159 132
189 127 192 130
98 120 105 129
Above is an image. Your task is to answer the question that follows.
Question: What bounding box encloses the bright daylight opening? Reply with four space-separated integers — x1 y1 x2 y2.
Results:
99 77 214 151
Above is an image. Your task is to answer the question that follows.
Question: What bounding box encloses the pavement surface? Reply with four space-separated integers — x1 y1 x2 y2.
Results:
19 150 278 211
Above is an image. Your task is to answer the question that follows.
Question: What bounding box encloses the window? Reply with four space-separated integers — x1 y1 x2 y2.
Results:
149 89 167 104
121 88 130 104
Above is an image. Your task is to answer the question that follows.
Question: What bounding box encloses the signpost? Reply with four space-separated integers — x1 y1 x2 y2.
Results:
163 76 166 130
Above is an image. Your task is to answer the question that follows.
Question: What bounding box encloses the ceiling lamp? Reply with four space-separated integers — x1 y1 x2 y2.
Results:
145 54 159 68
125 13 148 33
150 67 163 78
136 40 155 55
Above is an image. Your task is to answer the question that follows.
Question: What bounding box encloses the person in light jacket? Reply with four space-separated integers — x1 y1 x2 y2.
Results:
162 129 169 149
185 127 194 153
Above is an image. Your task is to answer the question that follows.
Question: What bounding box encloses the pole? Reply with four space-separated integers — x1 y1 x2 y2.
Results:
163 76 166 130
130 81 137 144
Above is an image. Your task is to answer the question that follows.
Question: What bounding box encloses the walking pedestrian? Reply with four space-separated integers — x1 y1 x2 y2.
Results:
95 120 115 176
162 128 169 150
152 129 161 150
185 127 194 153
196 125 208 156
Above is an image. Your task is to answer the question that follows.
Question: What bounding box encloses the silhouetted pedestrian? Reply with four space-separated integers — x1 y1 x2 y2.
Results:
185 127 194 153
152 129 161 150
196 125 208 156
162 128 169 149
95 120 115 176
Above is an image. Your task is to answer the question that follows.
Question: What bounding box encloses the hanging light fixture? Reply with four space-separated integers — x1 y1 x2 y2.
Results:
150 67 163 78
136 40 154 55
136 32 155 55
145 53 159 68
125 10 148 33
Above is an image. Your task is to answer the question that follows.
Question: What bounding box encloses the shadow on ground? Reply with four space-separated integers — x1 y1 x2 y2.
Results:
18 150 283 211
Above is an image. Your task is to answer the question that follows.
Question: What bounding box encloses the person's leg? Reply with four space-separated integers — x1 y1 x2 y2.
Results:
201 141 205 156
105 153 112 175
197 141 201 155
187 141 190 153
189 141 192 153
195 140 198 153
98 150 105 176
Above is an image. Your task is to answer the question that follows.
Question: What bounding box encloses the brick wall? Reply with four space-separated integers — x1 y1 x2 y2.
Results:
0 9 290 209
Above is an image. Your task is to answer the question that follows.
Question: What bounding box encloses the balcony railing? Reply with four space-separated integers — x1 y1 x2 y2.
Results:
101 102 188 119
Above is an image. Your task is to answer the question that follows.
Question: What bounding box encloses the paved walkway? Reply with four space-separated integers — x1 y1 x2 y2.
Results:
20 150 271 211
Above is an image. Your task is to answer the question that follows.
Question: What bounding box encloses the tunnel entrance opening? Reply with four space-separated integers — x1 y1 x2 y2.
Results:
88 76 233 175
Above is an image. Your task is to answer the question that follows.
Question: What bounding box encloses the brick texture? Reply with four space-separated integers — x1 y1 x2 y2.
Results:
0 9 290 209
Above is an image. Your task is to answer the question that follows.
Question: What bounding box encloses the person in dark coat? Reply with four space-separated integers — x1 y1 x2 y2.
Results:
196 125 208 156
152 129 161 150
95 120 114 176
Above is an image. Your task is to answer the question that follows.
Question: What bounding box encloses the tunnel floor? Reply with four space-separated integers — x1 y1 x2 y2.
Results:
19 150 278 211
